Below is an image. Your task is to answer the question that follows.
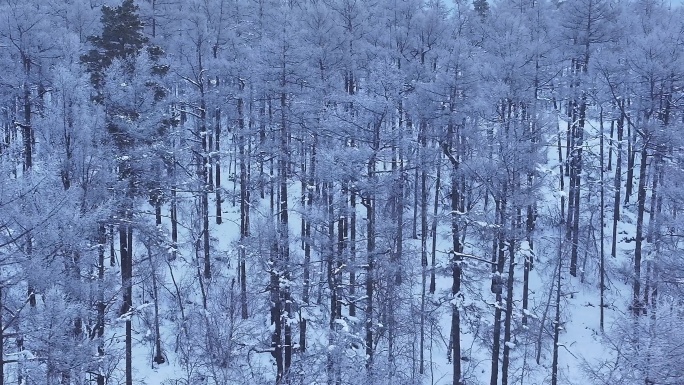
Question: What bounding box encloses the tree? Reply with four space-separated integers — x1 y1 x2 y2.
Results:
82 2 169 384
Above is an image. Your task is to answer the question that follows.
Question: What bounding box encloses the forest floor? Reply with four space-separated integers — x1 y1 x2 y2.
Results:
121 117 639 385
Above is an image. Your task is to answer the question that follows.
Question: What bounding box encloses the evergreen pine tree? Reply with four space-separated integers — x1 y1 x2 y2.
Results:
473 0 490 18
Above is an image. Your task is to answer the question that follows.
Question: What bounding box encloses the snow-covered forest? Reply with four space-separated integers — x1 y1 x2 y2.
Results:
1 0 683 384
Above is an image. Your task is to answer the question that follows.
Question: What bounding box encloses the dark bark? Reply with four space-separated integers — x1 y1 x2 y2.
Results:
270 248 283 383
556 115 565 223
449 123 464 385
551 234 563 385
92 224 106 385
349 181 357 318
108 224 115 266
430 160 441 294
501 213 517 385
239 94 249 320
215 107 223 224
154 199 162 226
451 177 463 385
490 197 506 385
279 89 292 381
567 61 587 276
199 77 211 280
170 184 178 261
202 189 211 280
149 247 165 365
611 107 624 260
22 72 33 172
419 125 428 375
120 223 133 385
625 121 635 204
632 146 648 316
301 134 316 350
607 118 614 171
27 237 35 307
599 109 605 331
523 191 535 326
0 286 3 385
569 92 586 277
364 118 381 371
413 164 419 240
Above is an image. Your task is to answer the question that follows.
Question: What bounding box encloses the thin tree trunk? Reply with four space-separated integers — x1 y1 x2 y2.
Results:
611 107 624 260
202 189 211 279
430 159 441 294
365 117 381 372
599 108 606 331
633 146 648 316
270 245 283 383
199 79 211 280
551 229 563 385
279 88 292 381
301 134 316 350
110 224 116 266
149 247 165 365
451 172 463 385
120 223 133 385
413 164 419 240
419 125 428 375
349 180 357 318
501 210 518 385
490 197 506 385
215 107 223 224
556 114 565 223
625 120 635 204
570 89 586 277
22 70 32 172
96 224 106 385
325 180 336 385
607 118 614 171
239 92 249 319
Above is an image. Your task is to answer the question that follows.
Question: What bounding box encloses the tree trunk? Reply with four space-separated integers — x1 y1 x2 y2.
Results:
22 71 33 172
202 188 211 279
0 285 3 385
451 174 463 385
215 107 223 224
239 93 249 319
149 247 165 365
279 88 292 382
120 223 133 385
570 88 586 277
419 124 428 375
523 190 535 326
301 134 316 350
200 81 211 280
625 120 635 204
270 247 283 383
349 180 357 318
556 114 565 223
633 146 648 316
365 118 381 372
501 211 517 385
599 108 606 331
430 158 441 294
96 224 106 385
611 107 624 260
607 118 614 171
490 197 506 385
551 230 563 385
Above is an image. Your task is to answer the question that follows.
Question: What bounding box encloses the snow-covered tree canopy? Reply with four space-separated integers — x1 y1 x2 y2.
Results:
0 1 683 384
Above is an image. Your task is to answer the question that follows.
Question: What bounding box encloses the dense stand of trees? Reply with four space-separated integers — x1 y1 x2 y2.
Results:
1 0 684 384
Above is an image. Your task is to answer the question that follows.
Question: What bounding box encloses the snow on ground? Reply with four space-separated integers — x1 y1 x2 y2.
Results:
117 115 645 385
